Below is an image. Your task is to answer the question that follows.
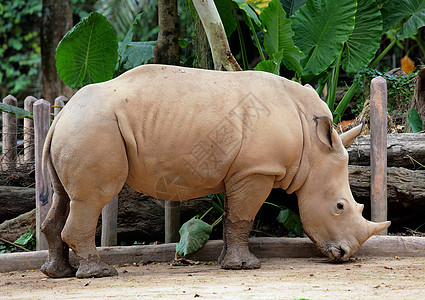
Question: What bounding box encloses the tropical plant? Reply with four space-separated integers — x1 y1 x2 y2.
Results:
95 0 157 40
176 193 304 256
408 109 423 132
0 0 42 98
215 0 425 124
55 12 155 89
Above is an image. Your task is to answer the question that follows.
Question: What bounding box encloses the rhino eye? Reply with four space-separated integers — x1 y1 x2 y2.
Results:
337 202 344 210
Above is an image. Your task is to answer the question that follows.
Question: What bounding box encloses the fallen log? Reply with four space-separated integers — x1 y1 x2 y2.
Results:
0 186 35 223
347 133 425 168
0 209 35 242
348 165 425 229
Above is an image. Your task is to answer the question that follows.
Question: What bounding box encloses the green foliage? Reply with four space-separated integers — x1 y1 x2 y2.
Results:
341 0 383 75
14 227 36 250
95 0 155 40
232 0 262 27
291 0 357 76
276 208 304 237
354 67 417 113
381 0 425 39
176 217 213 256
408 109 423 132
257 0 303 75
0 102 33 119
56 11 155 89
280 0 306 18
0 0 93 97
0 0 42 97
56 12 118 88
255 51 284 75
120 41 155 69
0 227 36 253
215 0 238 37
116 13 154 71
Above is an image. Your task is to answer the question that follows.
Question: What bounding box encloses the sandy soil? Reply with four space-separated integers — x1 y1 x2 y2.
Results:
1 257 424 299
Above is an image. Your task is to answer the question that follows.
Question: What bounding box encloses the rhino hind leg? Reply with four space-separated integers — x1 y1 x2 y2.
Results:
41 173 76 278
220 174 275 270
60 198 118 278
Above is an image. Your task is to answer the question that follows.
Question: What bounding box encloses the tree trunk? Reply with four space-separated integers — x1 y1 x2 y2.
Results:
347 133 425 169
154 0 180 65
410 68 425 129
41 0 73 104
191 0 241 71
154 0 181 243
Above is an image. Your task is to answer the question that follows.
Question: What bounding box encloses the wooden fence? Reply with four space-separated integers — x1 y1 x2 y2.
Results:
1 95 120 250
0 76 389 250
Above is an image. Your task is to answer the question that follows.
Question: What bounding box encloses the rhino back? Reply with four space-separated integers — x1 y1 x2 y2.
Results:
55 65 326 200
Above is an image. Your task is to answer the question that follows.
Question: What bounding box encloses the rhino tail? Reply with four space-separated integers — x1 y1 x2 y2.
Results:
41 113 64 206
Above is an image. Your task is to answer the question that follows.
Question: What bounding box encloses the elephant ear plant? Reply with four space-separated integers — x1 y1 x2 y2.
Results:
218 0 425 124
55 12 155 89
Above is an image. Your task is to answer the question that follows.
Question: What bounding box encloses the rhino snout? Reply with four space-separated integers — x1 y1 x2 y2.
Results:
322 243 353 263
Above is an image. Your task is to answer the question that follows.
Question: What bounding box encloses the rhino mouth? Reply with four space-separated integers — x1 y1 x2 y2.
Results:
322 244 352 262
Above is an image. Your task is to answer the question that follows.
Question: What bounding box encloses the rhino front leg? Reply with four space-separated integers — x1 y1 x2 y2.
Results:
220 174 275 270
62 200 118 278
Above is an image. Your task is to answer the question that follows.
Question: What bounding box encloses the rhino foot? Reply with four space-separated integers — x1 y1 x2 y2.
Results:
41 260 77 278
220 250 261 270
76 259 118 278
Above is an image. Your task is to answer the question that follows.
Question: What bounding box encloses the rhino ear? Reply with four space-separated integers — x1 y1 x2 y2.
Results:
340 121 364 148
314 116 334 148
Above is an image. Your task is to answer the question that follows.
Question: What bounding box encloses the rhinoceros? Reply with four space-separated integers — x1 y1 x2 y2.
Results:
40 64 390 278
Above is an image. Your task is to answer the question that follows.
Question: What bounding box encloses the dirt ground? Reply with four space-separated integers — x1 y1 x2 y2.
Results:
1 257 424 299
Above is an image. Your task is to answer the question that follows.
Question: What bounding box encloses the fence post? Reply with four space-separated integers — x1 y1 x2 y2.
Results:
24 96 37 167
54 95 68 117
34 99 52 250
370 76 388 235
2 95 18 171
101 196 118 246
165 201 181 243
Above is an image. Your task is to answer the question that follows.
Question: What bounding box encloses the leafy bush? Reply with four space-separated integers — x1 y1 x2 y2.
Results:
0 0 42 98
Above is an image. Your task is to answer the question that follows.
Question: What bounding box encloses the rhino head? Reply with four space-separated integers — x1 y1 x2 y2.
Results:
294 116 390 262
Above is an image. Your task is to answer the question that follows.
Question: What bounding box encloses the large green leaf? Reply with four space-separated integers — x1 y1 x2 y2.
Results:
246 0 272 15
408 109 423 132
260 0 304 75
121 41 155 69
232 0 262 26
381 0 425 39
176 217 212 256
215 0 237 37
254 50 284 74
56 12 118 88
276 208 304 237
291 0 356 76
117 13 143 71
95 0 148 39
0 103 33 119
397 0 425 39
341 0 383 74
280 0 306 17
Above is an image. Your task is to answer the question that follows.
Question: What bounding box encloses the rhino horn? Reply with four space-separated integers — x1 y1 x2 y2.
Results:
340 121 364 148
367 220 391 237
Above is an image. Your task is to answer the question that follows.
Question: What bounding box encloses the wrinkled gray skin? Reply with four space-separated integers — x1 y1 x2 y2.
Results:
40 65 390 278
